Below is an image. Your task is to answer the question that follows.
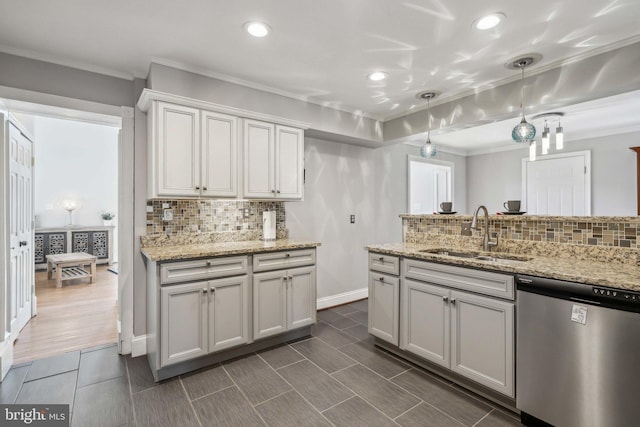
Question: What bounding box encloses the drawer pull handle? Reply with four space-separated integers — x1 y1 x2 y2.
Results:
379 276 384 282
206 261 211 266
379 256 384 262
285 253 290 258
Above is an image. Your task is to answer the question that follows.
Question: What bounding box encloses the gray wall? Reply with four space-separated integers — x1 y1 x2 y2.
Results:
147 63 383 146
466 132 639 216
286 137 375 299
0 53 135 107
373 144 467 244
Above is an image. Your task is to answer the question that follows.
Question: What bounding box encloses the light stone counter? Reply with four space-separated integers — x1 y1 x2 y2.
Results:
141 239 321 262
366 242 640 292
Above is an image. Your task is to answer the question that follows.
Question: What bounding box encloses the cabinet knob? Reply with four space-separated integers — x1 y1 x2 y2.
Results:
450 298 456 305
378 256 384 262
195 186 200 190
206 260 211 266
271 189 276 193
202 288 208 294
379 276 384 282
19 241 28 247
285 253 290 258
277 190 281 193
442 296 449 302
288 275 293 280
210 287 215 293
203 187 207 191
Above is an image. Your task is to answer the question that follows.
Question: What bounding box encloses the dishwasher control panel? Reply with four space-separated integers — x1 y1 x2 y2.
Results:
592 287 640 304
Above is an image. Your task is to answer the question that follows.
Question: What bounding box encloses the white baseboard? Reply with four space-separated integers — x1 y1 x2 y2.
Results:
0 339 14 381
316 287 368 310
131 335 147 357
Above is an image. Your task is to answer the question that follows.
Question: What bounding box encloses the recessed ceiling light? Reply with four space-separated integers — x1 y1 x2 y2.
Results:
367 71 388 81
244 21 271 37
473 13 505 30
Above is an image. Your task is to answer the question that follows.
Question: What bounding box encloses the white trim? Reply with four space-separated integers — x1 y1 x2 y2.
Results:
316 288 368 310
0 341 13 379
521 150 592 215
131 335 147 357
137 89 311 130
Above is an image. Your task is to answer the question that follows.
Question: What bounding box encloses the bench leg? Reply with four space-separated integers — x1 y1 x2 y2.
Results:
47 261 52 280
90 262 96 284
56 264 63 288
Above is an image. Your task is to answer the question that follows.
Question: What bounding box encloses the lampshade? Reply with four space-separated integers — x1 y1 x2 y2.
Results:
420 139 437 157
510 57 537 143
416 90 439 158
556 123 564 150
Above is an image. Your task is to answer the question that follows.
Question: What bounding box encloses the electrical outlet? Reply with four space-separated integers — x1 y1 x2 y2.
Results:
461 221 472 236
163 209 174 221
350 214 356 224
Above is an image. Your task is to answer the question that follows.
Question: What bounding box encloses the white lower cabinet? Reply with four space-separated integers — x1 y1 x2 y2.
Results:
368 272 400 345
400 276 515 397
254 266 316 340
160 275 249 367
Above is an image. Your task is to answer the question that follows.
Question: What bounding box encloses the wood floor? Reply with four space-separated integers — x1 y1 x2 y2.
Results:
13 265 118 364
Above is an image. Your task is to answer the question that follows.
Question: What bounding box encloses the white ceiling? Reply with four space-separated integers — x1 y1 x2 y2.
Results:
1 0 639 122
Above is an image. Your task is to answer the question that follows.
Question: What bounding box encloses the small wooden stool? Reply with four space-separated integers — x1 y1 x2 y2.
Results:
46 252 97 288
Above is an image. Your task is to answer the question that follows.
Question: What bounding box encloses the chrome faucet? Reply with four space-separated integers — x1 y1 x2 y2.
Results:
471 205 498 252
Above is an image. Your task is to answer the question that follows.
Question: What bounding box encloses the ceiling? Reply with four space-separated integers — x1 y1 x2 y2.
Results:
1 0 640 122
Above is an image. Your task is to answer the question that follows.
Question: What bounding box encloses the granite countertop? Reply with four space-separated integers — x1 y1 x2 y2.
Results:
366 242 640 292
141 239 321 262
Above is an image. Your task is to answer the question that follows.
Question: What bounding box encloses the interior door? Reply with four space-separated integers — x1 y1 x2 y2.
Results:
9 121 34 340
524 152 590 215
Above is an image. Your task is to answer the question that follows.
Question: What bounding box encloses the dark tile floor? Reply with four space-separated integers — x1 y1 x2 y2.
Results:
0 299 524 426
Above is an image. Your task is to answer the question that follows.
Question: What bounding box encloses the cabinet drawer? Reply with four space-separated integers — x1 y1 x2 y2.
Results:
402 259 514 300
253 249 315 272
368 253 400 276
160 256 248 285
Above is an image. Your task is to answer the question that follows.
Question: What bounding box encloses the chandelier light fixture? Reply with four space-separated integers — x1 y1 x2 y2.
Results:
510 57 536 144
416 90 440 158
531 112 565 160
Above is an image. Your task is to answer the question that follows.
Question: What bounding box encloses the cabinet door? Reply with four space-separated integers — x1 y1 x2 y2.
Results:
209 275 250 353
156 102 200 197
243 119 275 198
368 272 399 345
450 290 514 397
275 125 304 199
201 111 238 197
253 270 287 340
400 279 450 368
160 282 208 366
287 266 316 330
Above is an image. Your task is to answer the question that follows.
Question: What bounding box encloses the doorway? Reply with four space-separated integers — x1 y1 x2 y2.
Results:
407 155 454 214
13 115 120 364
0 98 135 378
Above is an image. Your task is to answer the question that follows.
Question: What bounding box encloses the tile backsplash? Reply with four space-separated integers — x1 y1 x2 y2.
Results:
146 200 286 235
402 215 640 249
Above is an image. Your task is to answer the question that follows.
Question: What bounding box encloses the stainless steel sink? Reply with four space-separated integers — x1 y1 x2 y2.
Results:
418 248 532 263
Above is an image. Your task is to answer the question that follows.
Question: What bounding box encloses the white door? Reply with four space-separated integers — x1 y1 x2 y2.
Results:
201 111 238 197
524 152 590 215
208 275 249 353
400 279 450 368
160 282 208 366
9 122 34 340
253 270 287 339
156 102 200 197
450 290 515 397
275 125 304 199
286 266 316 330
368 272 399 346
407 157 453 214
243 119 275 198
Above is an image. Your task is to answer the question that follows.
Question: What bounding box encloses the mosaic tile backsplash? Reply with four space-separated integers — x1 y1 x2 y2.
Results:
402 215 640 249
146 200 286 235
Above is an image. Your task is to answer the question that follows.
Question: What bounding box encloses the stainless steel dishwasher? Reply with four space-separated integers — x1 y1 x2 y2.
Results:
516 275 640 427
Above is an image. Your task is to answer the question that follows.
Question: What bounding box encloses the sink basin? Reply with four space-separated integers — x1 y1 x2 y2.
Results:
418 248 532 263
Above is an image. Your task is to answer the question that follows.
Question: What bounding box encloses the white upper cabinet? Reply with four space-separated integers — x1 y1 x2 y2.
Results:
244 119 304 200
149 101 238 198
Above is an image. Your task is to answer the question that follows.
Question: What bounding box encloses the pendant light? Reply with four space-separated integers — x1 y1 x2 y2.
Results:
416 91 439 158
510 57 536 143
541 120 550 155
556 121 564 150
